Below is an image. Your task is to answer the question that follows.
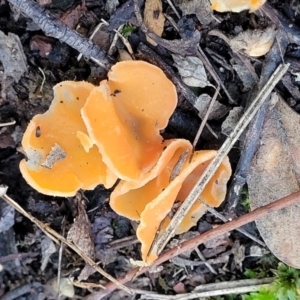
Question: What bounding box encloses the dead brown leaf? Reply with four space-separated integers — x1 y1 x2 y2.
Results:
0 30 27 82
144 0 165 46
60 4 87 29
173 0 213 25
248 93 300 268
210 25 277 57
67 195 96 281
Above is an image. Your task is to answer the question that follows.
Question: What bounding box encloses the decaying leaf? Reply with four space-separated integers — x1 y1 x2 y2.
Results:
173 0 213 25
248 93 300 268
40 236 56 271
0 200 15 233
46 277 75 298
221 106 244 136
232 61 255 91
231 240 245 270
67 196 96 281
209 25 277 57
144 0 165 46
195 94 229 120
172 54 212 88
0 30 27 82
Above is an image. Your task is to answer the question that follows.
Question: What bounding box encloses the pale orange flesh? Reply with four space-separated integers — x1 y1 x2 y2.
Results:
110 146 231 263
136 151 231 263
82 61 177 181
110 139 193 220
210 0 266 12
20 81 117 197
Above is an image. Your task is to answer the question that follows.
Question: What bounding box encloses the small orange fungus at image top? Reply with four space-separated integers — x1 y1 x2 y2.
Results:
210 0 266 12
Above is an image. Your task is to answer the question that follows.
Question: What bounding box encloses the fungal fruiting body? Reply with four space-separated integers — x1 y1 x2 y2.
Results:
210 0 266 12
20 60 232 265
111 148 232 264
20 61 177 195
20 81 117 197
82 61 177 181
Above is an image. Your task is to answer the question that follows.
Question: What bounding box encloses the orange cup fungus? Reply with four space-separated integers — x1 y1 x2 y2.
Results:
20 60 232 264
210 0 266 13
111 147 231 263
20 81 117 197
82 61 177 181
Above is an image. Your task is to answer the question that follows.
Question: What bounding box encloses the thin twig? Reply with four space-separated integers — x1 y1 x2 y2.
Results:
0 185 133 295
197 45 236 104
57 217 66 299
155 63 289 255
194 248 217 274
0 120 16 127
139 278 273 299
206 206 266 247
7 0 114 70
37 67 46 93
84 189 300 300
192 85 220 151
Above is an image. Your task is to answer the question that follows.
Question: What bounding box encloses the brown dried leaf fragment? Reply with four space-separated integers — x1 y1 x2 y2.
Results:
248 93 300 268
209 25 277 57
67 195 96 281
173 0 213 25
144 0 165 46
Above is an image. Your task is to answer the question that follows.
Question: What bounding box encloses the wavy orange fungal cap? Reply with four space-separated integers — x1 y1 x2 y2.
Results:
81 60 177 181
20 81 117 197
210 0 266 12
110 139 193 220
136 150 231 263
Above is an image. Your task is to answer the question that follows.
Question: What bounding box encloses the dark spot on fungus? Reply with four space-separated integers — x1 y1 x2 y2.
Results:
35 126 41 138
110 89 122 97
60 101 63 103
163 146 167 150
216 179 219 184
76 97 79 100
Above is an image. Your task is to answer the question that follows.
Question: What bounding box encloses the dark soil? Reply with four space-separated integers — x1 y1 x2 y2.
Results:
0 0 299 299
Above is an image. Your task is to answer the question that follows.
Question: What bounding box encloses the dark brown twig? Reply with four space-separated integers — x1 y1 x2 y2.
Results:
7 0 114 70
84 190 300 300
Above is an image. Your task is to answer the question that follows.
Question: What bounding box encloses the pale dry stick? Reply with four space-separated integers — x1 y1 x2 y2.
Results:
113 29 135 57
192 85 220 151
0 185 133 295
0 120 16 127
77 21 108 61
57 218 66 298
108 24 124 56
194 247 217 275
84 189 300 300
138 278 273 299
165 0 181 18
197 45 236 105
37 67 46 93
155 63 290 255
